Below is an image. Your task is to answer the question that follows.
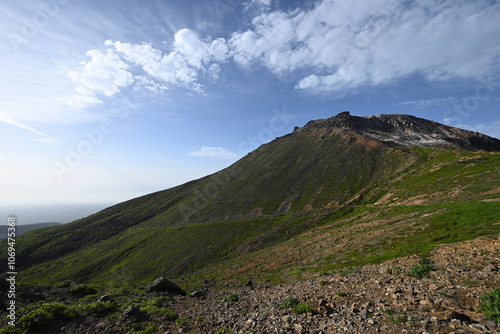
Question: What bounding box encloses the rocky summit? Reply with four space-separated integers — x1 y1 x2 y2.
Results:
295 111 500 151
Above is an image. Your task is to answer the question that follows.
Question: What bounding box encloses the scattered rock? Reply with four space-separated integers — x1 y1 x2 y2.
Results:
2 236 499 334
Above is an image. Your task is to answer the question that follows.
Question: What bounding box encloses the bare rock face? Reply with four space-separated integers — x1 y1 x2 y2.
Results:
295 111 500 151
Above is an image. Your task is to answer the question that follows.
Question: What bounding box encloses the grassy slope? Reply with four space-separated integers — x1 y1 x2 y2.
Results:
2 132 499 288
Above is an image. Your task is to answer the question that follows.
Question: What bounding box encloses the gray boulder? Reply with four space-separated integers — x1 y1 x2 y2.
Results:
145 276 186 295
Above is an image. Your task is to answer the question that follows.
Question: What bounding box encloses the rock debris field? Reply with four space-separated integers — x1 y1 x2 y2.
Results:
3 236 500 334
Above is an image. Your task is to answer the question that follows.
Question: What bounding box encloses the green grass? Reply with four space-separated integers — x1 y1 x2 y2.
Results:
70 284 98 295
123 296 177 321
292 302 316 315
82 301 118 314
281 297 299 309
17 302 79 331
384 308 407 325
221 294 239 302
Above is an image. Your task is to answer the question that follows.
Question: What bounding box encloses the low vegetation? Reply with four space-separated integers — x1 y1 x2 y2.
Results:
479 287 500 325
221 294 239 303
406 258 435 278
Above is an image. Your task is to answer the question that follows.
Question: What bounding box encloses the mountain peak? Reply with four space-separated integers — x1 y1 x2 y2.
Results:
295 111 500 151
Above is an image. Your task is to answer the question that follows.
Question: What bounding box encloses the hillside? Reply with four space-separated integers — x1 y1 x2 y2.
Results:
0 223 61 240
1 111 500 290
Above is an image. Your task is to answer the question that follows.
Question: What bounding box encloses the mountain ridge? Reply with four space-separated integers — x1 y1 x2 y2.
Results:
1 111 500 290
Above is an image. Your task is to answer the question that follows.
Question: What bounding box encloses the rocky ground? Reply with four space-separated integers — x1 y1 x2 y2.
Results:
2 236 499 334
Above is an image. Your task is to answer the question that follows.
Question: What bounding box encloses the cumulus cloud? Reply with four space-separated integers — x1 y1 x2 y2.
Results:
66 0 500 104
230 0 500 93
188 147 240 160
67 49 134 107
66 30 231 107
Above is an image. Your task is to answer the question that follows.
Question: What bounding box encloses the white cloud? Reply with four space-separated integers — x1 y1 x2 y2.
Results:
0 111 59 145
396 97 458 109
230 0 500 93
66 0 500 103
67 30 231 107
244 0 273 11
67 49 134 107
188 147 240 160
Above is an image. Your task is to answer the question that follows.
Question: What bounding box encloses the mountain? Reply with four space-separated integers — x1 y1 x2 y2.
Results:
2 112 500 288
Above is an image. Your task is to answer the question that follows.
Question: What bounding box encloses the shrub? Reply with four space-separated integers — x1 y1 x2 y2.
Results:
176 317 189 328
221 294 239 302
18 302 79 331
70 284 98 295
140 300 177 321
126 297 177 321
336 291 347 297
281 297 299 309
384 308 407 325
126 322 158 334
406 258 434 278
292 302 315 315
479 287 500 325
82 301 118 314
0 327 24 334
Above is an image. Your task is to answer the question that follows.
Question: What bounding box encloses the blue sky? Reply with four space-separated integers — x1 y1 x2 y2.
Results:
1 0 500 206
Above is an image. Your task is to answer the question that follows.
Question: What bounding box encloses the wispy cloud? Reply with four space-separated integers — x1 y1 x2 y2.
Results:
461 121 500 140
396 97 458 109
188 147 240 160
0 111 59 145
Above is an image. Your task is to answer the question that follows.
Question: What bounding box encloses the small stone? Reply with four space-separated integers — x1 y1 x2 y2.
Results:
190 290 204 298
98 294 114 303
483 264 497 272
359 308 368 318
469 323 489 333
